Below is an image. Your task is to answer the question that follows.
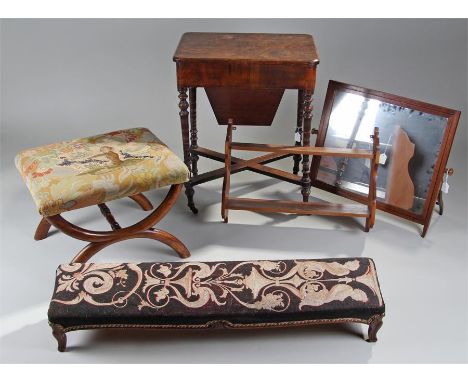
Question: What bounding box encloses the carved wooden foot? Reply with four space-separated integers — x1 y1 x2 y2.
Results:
128 193 153 211
51 324 67 352
34 218 52 240
367 314 383 342
185 183 198 214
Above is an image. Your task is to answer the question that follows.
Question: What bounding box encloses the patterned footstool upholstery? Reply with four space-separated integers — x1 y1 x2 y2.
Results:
15 128 191 261
15 128 189 216
48 257 385 351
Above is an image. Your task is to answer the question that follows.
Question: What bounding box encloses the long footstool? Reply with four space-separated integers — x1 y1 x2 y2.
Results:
48 257 385 351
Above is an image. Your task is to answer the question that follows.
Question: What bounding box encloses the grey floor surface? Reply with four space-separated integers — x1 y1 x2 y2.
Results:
1 162 467 363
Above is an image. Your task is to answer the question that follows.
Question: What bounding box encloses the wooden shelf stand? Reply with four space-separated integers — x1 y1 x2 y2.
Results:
222 119 380 232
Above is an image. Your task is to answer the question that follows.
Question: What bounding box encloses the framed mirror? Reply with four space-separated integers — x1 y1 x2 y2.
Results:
311 81 461 236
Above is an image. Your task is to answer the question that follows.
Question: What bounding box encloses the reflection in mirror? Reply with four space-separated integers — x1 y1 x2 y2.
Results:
317 91 448 214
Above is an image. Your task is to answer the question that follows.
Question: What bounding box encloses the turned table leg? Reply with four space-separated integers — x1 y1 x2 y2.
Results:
293 89 304 175
189 87 199 177
178 87 198 214
301 90 313 202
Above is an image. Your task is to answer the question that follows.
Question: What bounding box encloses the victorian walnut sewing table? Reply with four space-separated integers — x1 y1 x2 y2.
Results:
173 32 320 213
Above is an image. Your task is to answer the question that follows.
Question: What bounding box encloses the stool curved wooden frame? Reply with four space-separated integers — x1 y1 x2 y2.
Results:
34 185 190 262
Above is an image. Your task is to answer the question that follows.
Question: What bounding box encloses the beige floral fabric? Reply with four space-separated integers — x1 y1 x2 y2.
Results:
15 128 189 216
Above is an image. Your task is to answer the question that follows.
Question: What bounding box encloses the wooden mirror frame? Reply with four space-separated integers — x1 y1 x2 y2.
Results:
310 80 461 237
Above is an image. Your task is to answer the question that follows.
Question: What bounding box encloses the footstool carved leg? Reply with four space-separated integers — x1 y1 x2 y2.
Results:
50 324 67 352
35 218 52 241
367 314 384 342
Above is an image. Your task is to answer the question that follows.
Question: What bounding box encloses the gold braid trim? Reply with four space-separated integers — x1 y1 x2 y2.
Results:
49 315 384 334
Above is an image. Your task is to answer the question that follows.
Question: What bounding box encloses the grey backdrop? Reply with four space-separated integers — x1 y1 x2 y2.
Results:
1 19 467 363
2 19 466 166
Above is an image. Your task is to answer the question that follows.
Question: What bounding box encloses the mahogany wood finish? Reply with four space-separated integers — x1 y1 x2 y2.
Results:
293 89 305 175
128 193 154 211
37 187 190 261
222 123 380 231
367 314 384 342
221 119 234 223
178 87 198 214
189 87 199 177
173 33 319 213
50 314 384 352
34 193 153 241
98 203 121 231
301 90 313 202
311 80 461 237
51 324 67 352
230 143 374 158
227 198 370 217
367 129 380 231
34 218 52 241
72 228 190 263
205 87 285 126
192 147 299 184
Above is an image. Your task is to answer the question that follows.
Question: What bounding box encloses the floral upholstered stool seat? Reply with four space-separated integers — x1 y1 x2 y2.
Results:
48 257 385 351
15 128 191 261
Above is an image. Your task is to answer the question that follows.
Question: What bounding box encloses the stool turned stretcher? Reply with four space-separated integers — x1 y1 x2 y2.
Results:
15 128 191 261
48 257 385 351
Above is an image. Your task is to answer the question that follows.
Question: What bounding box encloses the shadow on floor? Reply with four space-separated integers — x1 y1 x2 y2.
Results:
0 319 375 363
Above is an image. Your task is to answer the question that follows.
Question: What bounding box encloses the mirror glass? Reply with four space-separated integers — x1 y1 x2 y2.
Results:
316 90 448 214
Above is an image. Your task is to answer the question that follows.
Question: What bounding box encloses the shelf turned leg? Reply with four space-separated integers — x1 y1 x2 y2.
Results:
178 87 198 214
301 90 313 202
